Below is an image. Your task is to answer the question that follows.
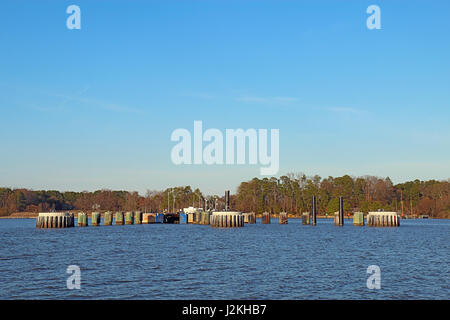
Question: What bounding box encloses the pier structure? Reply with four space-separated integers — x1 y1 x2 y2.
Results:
36 212 74 228
183 206 203 224
367 212 400 227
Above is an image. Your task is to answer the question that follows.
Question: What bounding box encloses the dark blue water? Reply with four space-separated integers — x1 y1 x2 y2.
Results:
0 218 448 299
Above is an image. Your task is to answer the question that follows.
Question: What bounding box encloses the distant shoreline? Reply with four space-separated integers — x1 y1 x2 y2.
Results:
0 212 445 220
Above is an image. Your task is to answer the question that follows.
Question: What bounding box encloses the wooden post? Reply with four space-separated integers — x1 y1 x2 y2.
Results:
262 212 271 224
338 197 344 226
312 196 317 226
104 211 112 226
115 212 124 225
92 212 101 226
279 212 288 224
302 212 310 225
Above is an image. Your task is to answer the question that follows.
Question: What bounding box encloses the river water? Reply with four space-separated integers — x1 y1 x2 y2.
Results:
0 218 448 299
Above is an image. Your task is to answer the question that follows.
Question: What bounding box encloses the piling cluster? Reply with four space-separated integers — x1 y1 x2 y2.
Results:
367 212 400 227
210 212 244 228
36 212 74 228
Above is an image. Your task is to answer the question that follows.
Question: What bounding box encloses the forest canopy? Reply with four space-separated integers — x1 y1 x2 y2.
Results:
1 174 449 218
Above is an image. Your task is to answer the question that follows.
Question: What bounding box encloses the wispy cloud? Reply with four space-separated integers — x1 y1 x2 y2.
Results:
236 95 298 104
327 107 362 114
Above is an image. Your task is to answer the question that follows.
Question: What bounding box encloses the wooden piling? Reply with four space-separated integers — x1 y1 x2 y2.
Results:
104 211 112 226
115 211 124 225
279 212 288 224
125 211 134 225
262 212 271 224
312 196 317 226
302 212 310 225
92 212 101 226
135 211 142 224
78 212 88 227
353 212 364 226
338 197 344 226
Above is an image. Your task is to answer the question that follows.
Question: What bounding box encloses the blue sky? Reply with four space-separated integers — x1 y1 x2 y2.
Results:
1 0 449 195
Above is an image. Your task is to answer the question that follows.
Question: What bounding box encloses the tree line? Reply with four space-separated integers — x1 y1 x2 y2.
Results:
1 174 449 218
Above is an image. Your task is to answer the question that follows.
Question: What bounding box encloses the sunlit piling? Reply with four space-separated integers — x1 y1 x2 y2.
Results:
243 212 256 224
353 212 364 226
135 211 142 224
194 211 202 224
279 212 288 224
78 212 88 227
104 211 112 226
92 212 101 226
334 197 344 226
36 212 74 228
115 211 124 225
367 212 400 227
200 211 211 225
210 212 244 228
261 212 271 224
125 211 134 225
302 212 310 225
